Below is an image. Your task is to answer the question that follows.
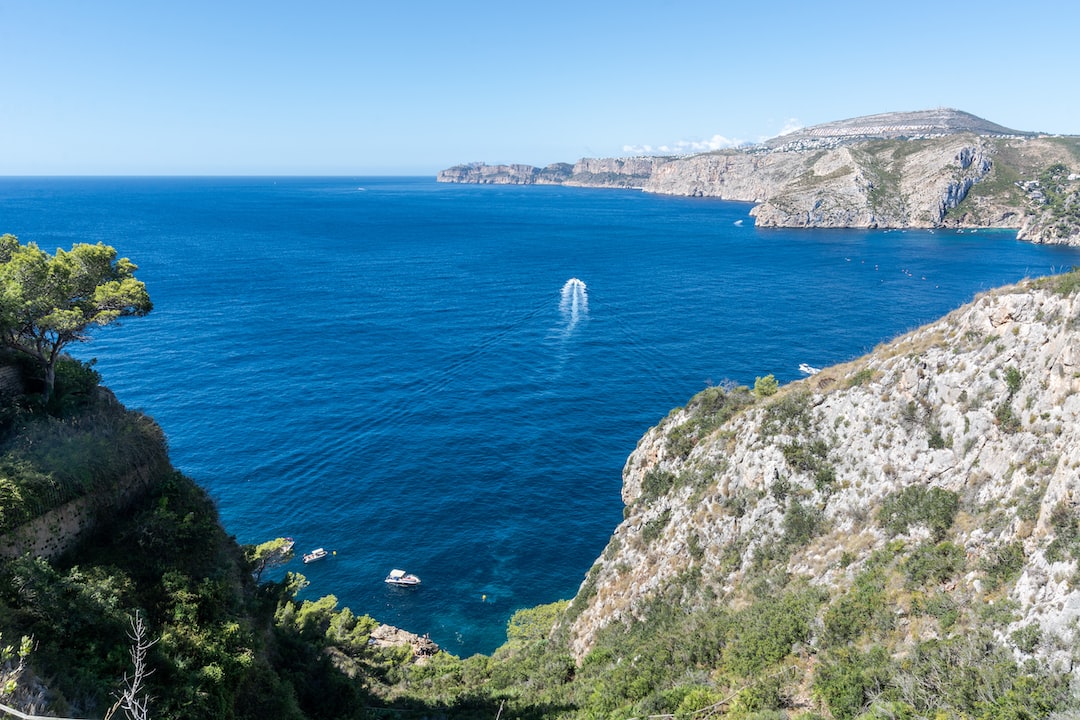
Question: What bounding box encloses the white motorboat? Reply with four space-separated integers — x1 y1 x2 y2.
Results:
385 569 421 586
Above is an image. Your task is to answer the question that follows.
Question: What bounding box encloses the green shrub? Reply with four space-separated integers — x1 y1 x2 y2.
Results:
980 541 1025 589
726 674 783 718
761 389 813 437
722 587 822 677
846 367 875 388
753 374 779 398
897 631 1070 717
878 485 959 541
1011 624 1042 654
995 399 1021 432
674 686 725 719
687 532 705 561
641 509 672 544
903 541 965 588
911 591 959 630
782 499 823 548
781 438 829 474
1004 366 1022 395
641 468 676 500
666 384 755 459
770 474 791 503
822 567 887 646
1046 501 1080 562
48 357 102 416
780 437 835 491
813 646 892 720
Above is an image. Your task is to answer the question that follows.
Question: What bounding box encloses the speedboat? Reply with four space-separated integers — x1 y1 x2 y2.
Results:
303 548 329 564
385 569 421 586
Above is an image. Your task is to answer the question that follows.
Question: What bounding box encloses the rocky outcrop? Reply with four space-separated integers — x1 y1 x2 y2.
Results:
438 157 668 188
368 624 440 659
563 156 671 188
746 136 998 229
436 162 573 185
438 109 1080 245
562 272 1080 679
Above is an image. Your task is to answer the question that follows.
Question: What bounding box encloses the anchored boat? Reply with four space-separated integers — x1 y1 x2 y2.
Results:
303 548 329 564
385 569 421 586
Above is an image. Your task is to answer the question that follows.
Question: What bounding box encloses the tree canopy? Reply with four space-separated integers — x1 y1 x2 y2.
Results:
248 537 296 583
0 234 151 400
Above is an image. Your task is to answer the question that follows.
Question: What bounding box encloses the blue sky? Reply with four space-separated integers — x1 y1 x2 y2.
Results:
2 0 1077 175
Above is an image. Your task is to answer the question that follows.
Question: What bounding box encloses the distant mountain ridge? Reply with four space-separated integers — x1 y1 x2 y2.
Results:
439 109 1080 246
763 108 1032 147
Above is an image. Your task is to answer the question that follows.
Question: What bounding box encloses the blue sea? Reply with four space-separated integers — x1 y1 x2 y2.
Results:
2 176 1078 656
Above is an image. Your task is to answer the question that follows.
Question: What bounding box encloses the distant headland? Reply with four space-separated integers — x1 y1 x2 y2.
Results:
438 108 1080 246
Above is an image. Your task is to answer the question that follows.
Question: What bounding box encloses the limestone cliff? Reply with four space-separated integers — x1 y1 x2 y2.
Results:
563 156 670 188
438 109 1080 245
436 162 574 185
437 157 668 188
561 271 1080 683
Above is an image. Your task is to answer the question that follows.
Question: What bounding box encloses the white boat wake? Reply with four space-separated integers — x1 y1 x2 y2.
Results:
559 278 589 332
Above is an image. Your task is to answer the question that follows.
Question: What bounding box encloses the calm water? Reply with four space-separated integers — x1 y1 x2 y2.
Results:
2 176 1078 656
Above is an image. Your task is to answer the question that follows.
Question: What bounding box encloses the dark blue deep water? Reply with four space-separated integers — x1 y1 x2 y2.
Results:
2 176 1079 656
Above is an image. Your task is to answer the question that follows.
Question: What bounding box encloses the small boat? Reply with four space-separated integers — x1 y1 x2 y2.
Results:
385 569 421 586
798 363 821 376
303 548 329 564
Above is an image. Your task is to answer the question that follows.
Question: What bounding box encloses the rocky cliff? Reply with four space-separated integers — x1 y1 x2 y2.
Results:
439 109 1080 245
437 157 668 188
559 270 1080 687
436 162 574 185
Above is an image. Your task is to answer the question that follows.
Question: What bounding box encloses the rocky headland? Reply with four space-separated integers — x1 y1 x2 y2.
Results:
439 109 1080 245
561 270 1080 687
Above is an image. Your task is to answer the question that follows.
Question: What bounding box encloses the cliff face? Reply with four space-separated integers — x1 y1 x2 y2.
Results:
742 135 999 229
437 157 667 188
438 109 1080 245
563 156 670 188
436 162 574 185
562 273 1080 679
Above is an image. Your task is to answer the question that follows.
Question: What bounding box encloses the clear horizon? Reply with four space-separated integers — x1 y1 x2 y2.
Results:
3 0 1078 176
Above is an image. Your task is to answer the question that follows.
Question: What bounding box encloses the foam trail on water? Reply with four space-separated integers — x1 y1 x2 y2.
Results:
559 278 589 332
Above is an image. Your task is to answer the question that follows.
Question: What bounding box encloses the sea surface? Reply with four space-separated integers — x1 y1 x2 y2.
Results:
2 176 1079 656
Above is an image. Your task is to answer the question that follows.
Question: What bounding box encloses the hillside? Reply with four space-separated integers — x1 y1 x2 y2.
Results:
556 269 1080 714
438 109 1080 245
0 358 451 719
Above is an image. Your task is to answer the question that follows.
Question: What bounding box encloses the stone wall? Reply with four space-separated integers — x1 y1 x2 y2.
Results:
0 459 169 560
